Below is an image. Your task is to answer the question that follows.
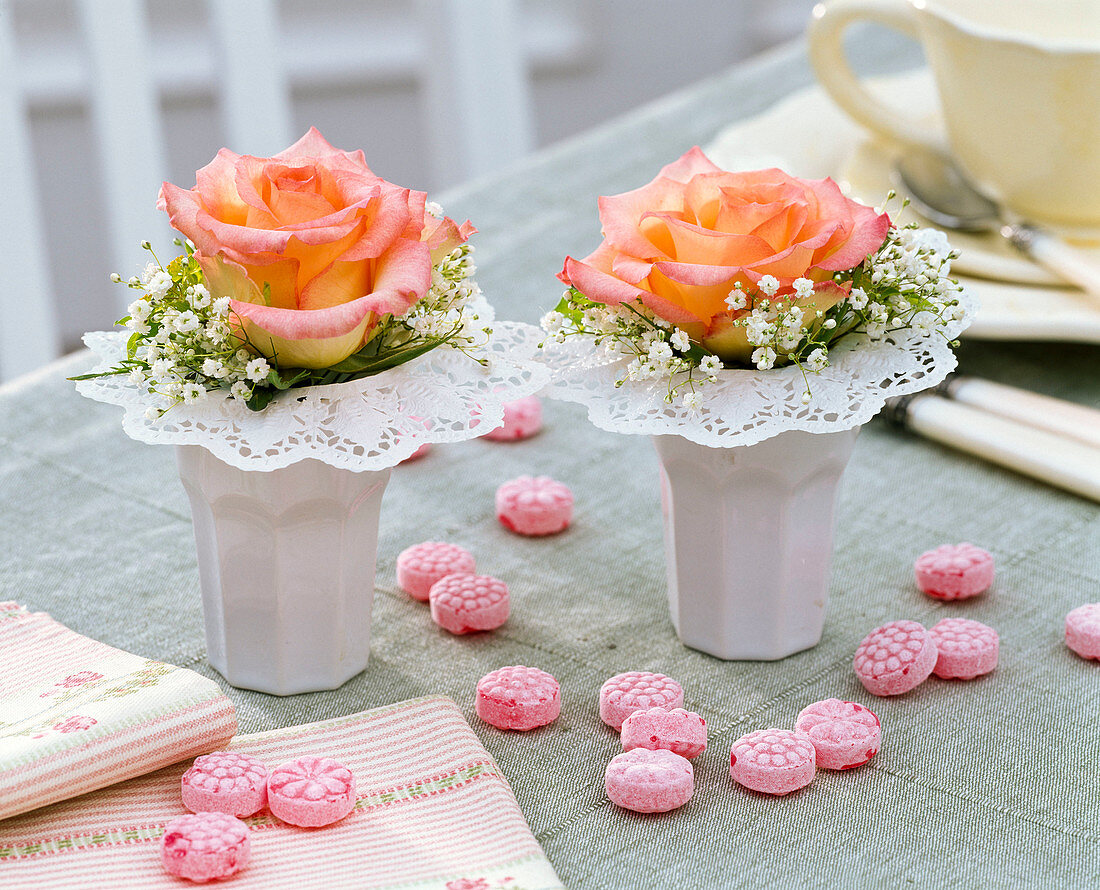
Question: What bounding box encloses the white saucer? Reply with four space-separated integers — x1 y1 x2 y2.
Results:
705 69 1100 343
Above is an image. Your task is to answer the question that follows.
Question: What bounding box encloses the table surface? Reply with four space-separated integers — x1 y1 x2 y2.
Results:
4 37 1100 890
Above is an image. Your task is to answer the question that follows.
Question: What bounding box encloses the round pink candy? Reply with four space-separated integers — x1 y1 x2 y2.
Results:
914 543 994 600
484 396 543 442
1065 603 1100 660
730 729 816 795
605 747 694 813
795 699 881 770
161 812 250 882
429 573 510 634
929 617 999 679
397 541 476 602
181 751 268 817
854 620 938 696
621 707 707 759
267 756 356 828
599 671 684 731
476 665 561 731
400 442 431 463
496 475 573 536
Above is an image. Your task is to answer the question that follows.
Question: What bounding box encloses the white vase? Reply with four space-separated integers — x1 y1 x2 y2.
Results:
175 445 390 695
653 427 860 661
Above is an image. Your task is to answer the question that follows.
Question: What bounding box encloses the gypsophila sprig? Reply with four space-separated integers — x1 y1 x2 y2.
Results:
542 215 964 408
71 229 491 414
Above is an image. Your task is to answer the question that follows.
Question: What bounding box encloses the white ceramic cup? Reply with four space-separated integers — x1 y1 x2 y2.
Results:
808 0 1100 239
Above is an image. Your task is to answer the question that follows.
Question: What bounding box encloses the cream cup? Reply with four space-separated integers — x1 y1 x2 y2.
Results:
809 0 1100 240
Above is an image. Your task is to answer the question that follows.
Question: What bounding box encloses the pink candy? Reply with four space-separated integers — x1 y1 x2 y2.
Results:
620 707 707 759
181 751 268 817
795 699 881 770
430 573 510 634
605 748 694 813
397 541 476 602
729 729 816 796
599 671 684 731
161 812 250 882
476 665 561 731
484 396 543 442
914 543 994 600
1065 603 1100 660
496 475 573 536
267 756 356 828
929 618 999 679
854 620 938 696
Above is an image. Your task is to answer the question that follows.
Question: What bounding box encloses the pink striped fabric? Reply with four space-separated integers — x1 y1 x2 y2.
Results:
0 603 236 821
0 696 563 889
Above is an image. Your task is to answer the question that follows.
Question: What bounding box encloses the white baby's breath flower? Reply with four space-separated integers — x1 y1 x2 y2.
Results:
541 310 564 333
126 317 150 335
202 358 227 379
180 382 206 403
245 357 270 382
669 329 691 352
793 277 815 299
143 406 160 421
213 296 232 317
848 287 869 311
128 299 151 321
647 339 673 362
751 346 777 370
757 275 779 297
805 347 828 372
173 310 201 334
725 288 748 311
230 381 251 401
682 391 703 412
699 354 722 377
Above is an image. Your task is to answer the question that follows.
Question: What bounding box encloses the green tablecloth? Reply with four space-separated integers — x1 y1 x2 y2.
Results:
3 39 1099 889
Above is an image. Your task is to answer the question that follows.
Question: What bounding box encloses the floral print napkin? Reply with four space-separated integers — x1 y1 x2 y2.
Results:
0 602 236 820
0 695 563 889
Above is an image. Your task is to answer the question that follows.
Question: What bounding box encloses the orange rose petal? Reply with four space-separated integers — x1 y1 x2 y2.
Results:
561 256 702 326
610 252 653 285
598 178 689 259
193 149 250 225
653 214 775 267
207 250 301 310
656 146 723 183
647 265 732 323
750 203 810 253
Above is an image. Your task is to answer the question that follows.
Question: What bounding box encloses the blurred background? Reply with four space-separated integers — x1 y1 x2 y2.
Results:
1 0 816 379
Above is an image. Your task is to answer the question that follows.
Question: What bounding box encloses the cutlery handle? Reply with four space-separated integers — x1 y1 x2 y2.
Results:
942 376 1100 450
899 394 1100 503
1004 224 1100 305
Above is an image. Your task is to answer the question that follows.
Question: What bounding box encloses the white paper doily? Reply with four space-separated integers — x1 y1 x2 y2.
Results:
539 292 977 448
76 321 549 471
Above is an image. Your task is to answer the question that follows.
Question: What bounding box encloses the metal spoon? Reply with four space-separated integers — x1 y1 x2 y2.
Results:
895 147 1100 304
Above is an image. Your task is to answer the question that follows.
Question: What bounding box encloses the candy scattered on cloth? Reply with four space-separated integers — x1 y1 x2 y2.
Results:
396 542 476 602
620 707 707 759
604 747 694 813
430 574 510 634
794 699 881 770
181 752 268 817
599 671 684 731
160 811 250 883
854 620 938 696
484 396 543 441
267 756 356 828
496 475 573 536
929 618 999 679
476 665 561 731
914 543 994 600
729 729 816 796
1065 603 1100 660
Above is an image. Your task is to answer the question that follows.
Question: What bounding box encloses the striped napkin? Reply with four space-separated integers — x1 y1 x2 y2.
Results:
0 602 236 821
0 695 562 889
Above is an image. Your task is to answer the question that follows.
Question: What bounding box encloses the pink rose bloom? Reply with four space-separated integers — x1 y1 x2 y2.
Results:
558 146 889 362
159 128 474 369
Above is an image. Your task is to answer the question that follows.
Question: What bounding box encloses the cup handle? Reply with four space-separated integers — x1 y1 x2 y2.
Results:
808 0 943 152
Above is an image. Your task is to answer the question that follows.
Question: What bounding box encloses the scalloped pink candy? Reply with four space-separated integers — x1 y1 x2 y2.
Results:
181 751 268 817
914 543 994 600
620 707 707 759
496 475 573 536
599 671 684 731
429 573 510 634
161 811 250 882
605 747 694 813
267 756 356 827
929 617 999 679
854 620 938 696
484 396 543 442
795 699 881 770
396 541 476 602
476 665 561 730
1065 603 1100 660
730 729 816 795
